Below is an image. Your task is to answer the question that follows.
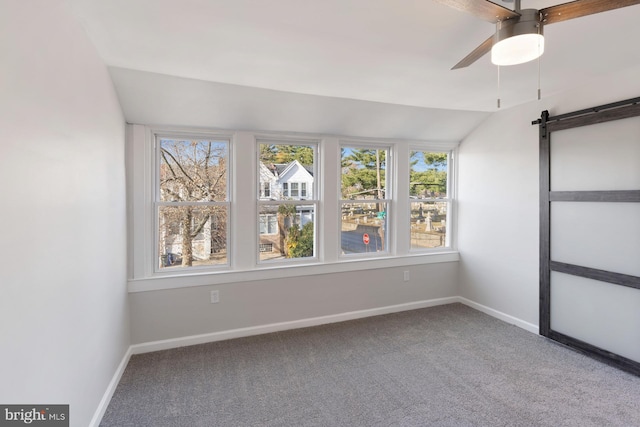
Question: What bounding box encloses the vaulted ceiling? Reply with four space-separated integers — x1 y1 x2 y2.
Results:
68 0 640 112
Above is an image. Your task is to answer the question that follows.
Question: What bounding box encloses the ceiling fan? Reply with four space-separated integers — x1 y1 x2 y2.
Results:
434 0 640 69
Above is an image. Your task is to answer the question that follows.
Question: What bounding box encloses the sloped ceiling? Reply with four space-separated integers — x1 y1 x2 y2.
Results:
68 0 640 132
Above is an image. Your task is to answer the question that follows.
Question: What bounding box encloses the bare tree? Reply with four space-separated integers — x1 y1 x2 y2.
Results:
159 139 227 267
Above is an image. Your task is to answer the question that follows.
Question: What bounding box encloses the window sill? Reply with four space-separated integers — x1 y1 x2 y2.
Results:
128 251 460 293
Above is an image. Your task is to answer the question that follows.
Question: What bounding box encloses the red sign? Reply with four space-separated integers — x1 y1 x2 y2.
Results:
363 233 370 245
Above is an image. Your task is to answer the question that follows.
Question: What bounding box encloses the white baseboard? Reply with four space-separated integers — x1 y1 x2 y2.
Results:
89 346 132 427
458 297 539 334
131 296 459 354
94 296 537 425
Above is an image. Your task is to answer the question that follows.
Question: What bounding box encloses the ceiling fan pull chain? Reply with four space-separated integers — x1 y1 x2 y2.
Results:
497 64 501 109
537 21 542 101
497 18 502 109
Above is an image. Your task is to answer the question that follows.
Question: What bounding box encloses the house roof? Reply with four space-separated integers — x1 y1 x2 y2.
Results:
268 162 314 178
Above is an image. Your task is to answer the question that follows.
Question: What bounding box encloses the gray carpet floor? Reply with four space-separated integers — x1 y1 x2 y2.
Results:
101 303 640 426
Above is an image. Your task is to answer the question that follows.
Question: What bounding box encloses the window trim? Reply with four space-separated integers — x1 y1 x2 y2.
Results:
407 148 455 253
152 132 233 274
259 213 278 235
256 138 320 265
127 125 459 292
262 182 271 198
339 141 393 258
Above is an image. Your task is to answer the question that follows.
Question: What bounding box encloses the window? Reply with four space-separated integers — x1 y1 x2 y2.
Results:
280 182 308 199
259 243 273 253
258 141 317 262
340 145 390 255
409 150 451 250
129 125 458 290
156 136 229 269
259 214 278 235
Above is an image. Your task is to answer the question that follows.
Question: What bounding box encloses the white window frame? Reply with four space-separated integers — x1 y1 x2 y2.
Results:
339 142 392 258
126 125 459 293
408 148 455 252
153 132 232 273
290 182 299 198
256 138 320 265
259 213 278 235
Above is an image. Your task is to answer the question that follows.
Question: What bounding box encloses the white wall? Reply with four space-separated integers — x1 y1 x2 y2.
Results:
108 67 489 142
457 64 640 327
115 66 463 345
0 2 128 426
130 262 458 344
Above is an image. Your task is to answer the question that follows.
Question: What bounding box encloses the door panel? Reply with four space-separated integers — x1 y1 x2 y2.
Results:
551 272 640 363
551 202 640 277
550 116 640 192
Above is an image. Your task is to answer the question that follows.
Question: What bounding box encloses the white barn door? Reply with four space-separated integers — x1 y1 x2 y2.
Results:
537 98 640 375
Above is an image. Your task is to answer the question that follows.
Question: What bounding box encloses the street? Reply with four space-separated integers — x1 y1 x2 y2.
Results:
341 230 383 253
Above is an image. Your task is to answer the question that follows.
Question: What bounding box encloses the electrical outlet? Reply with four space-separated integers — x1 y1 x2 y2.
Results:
403 271 410 282
210 290 220 304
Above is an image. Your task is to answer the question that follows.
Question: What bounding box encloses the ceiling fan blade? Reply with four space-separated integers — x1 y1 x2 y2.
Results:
541 0 640 25
451 35 494 69
433 0 520 23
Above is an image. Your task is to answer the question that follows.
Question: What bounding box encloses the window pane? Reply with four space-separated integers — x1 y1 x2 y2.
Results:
410 151 447 198
258 142 316 262
410 201 447 249
341 202 387 254
259 143 314 201
158 205 228 268
159 138 228 202
259 204 315 261
341 147 387 200
259 214 278 235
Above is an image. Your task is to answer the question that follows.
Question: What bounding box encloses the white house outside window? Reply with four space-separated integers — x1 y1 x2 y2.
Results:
257 141 317 262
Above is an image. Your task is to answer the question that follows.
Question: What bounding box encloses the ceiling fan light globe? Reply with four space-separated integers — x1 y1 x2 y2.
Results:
491 34 544 66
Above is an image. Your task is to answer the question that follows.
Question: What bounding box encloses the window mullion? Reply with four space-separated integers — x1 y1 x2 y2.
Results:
395 142 409 255
233 131 256 270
